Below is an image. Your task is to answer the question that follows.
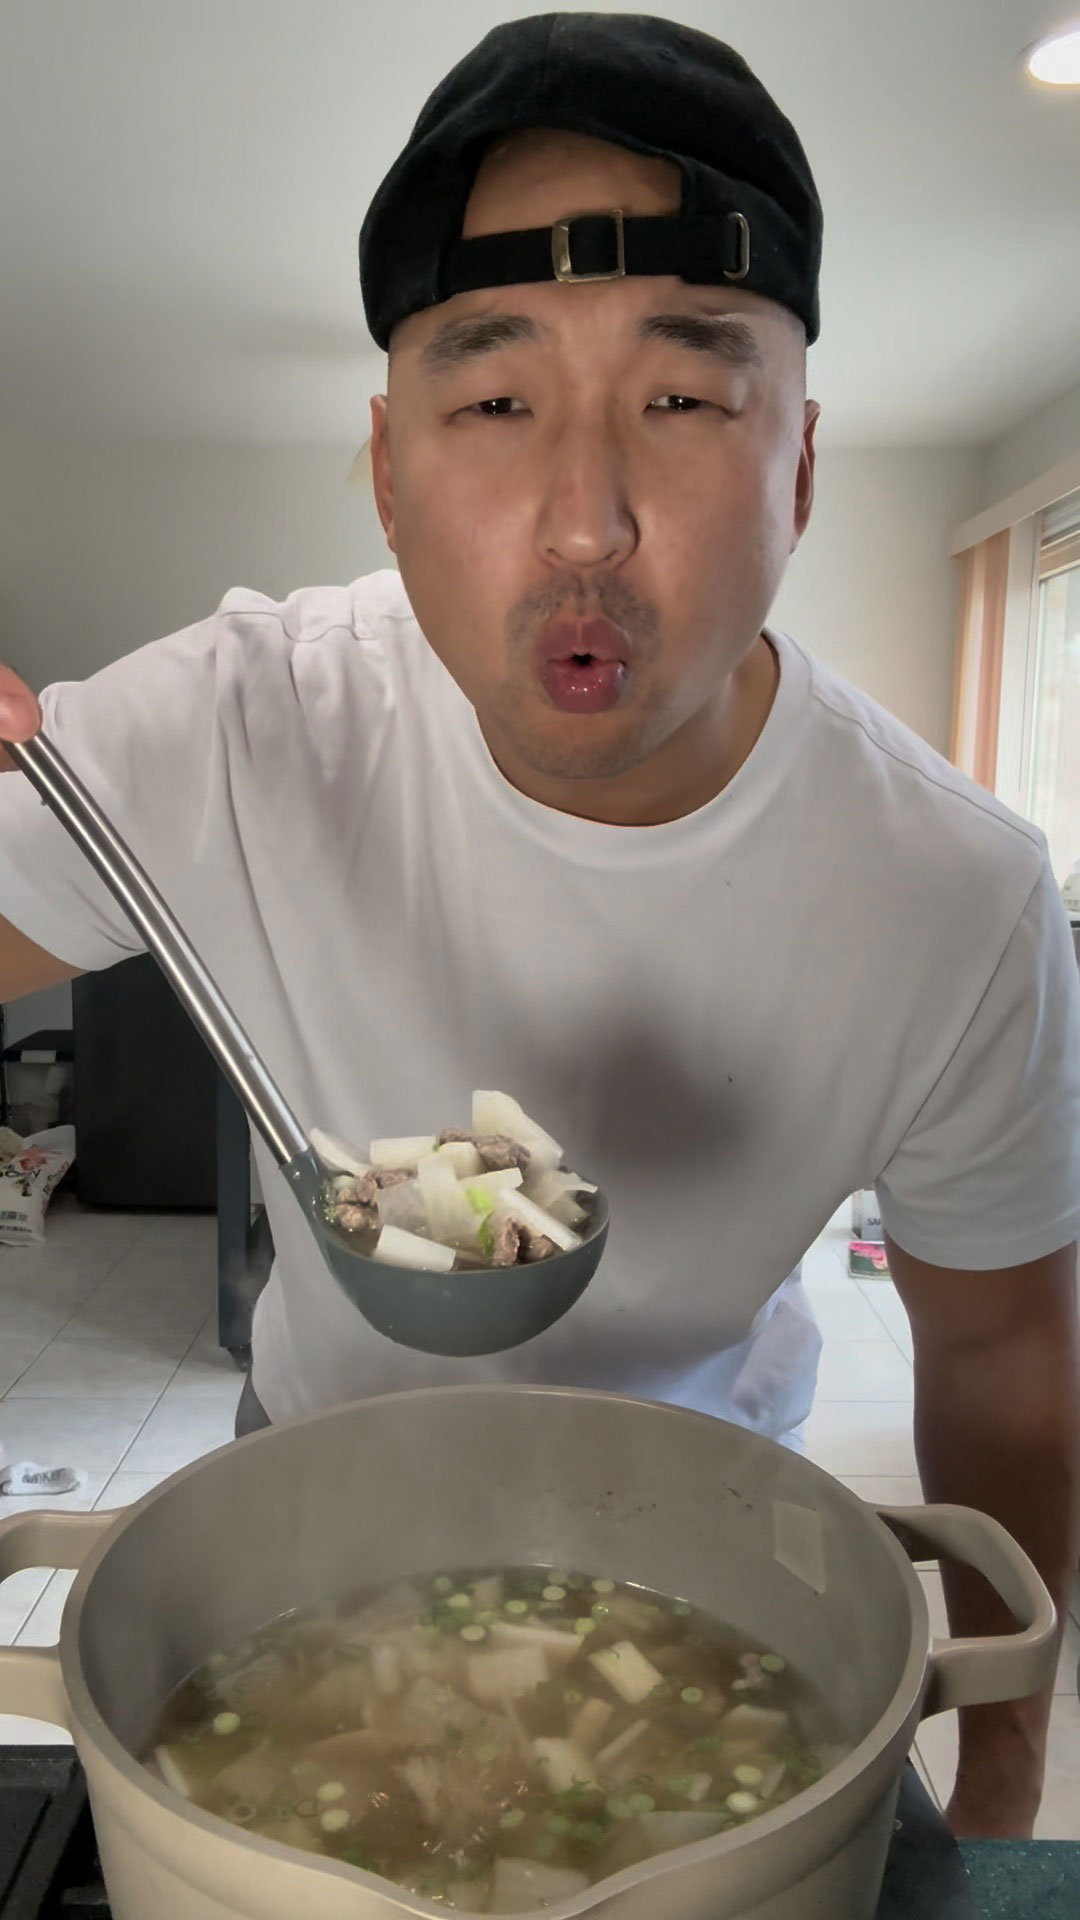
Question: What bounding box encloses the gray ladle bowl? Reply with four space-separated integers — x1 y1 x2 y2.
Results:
3 726 609 1356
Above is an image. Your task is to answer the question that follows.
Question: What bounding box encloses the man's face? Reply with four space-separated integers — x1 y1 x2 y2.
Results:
370 129 818 810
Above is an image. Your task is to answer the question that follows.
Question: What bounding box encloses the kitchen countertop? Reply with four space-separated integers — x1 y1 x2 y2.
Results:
960 1841 1080 1917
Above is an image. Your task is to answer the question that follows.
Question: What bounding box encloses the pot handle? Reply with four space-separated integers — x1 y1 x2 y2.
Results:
0 1508 116 1728
876 1503 1057 1718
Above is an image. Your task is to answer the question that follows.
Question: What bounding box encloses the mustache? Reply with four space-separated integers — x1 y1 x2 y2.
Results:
506 576 661 662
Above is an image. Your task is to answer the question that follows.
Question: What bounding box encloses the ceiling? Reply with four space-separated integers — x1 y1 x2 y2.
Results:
2 0 1078 449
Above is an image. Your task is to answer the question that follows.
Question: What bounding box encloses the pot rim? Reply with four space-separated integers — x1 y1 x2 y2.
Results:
57 1385 930 1917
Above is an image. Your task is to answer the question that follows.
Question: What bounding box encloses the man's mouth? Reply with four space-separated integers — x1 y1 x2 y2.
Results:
533 617 632 715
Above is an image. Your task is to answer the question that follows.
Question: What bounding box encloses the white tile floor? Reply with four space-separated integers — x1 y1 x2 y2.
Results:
2 1194 1078 1834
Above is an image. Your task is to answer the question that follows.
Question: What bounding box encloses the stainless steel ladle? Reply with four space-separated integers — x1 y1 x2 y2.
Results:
3 726 609 1356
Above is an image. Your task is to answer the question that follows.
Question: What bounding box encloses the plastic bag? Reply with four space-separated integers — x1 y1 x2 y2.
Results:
0 1124 76 1245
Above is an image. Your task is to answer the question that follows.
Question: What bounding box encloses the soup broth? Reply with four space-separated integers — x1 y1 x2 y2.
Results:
145 1565 849 1912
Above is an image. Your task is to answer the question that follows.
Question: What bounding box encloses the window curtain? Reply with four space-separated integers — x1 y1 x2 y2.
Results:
949 528 1010 789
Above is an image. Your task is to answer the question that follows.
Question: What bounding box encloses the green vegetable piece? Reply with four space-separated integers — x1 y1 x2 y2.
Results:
606 1797 634 1820
432 1575 453 1594
505 1598 529 1616
563 1688 584 1707
627 1792 655 1815
543 1585 567 1602
664 1774 693 1797
591 1578 615 1594
464 1184 496 1216
499 1807 526 1830
574 1820 608 1848
727 1790 760 1816
573 1617 598 1636
476 1218 495 1256
759 1653 786 1674
212 1712 241 1736
590 1602 610 1620
733 1764 764 1788
546 1814 573 1836
448 1592 473 1610
460 1623 487 1642
680 1686 705 1705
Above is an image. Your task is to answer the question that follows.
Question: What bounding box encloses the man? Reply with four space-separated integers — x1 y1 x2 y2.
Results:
0 14 1077 1842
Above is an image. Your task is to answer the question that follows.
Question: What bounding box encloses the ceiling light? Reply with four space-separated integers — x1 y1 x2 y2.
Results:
1024 23 1080 84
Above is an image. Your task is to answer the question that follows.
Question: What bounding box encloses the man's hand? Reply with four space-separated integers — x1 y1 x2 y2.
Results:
0 663 43 769
888 1236 1080 1840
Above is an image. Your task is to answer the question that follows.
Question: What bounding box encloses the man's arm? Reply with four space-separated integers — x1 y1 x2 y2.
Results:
888 1235 1080 1839
0 670 84 998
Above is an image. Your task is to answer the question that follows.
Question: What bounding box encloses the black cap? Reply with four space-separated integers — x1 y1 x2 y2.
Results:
359 12 822 351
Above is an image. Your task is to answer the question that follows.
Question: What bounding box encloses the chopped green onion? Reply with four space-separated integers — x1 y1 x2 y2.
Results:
207 1652 229 1672
574 1820 608 1848
499 1807 526 1830
565 1574 587 1591
543 1585 566 1602
627 1792 655 1815
759 1653 786 1674
680 1687 705 1705
476 1610 501 1627
590 1602 610 1619
316 1781 346 1803
448 1593 472 1610
212 1712 241 1736
665 1775 694 1797
460 1624 487 1643
733 1764 764 1788
504 1599 529 1616
606 1797 634 1820
591 1578 615 1595
573 1617 598 1636
563 1688 584 1707
727 1790 760 1816
432 1576 453 1594
320 1807 351 1833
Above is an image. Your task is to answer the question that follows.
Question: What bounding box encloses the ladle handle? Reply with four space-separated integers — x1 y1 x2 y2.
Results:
4 729 308 1170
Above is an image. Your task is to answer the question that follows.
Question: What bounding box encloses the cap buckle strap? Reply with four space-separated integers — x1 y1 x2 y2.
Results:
724 211 751 282
551 209 626 283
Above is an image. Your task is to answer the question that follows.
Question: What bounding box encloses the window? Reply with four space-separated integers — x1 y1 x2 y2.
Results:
1027 493 1080 885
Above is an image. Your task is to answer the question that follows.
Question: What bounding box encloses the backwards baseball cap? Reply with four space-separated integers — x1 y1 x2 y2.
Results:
359 12 822 351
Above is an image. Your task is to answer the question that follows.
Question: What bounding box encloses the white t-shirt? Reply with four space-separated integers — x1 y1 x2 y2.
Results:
2 571 1078 1443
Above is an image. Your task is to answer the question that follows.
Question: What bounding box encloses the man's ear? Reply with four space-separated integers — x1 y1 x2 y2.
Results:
369 393 396 553
791 400 819 552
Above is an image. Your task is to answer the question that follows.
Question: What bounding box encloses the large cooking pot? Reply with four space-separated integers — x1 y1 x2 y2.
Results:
0 1386 1055 1920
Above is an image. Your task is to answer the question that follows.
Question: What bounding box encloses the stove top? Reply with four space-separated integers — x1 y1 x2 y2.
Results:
1 1750 109 1919
0 1747 976 1919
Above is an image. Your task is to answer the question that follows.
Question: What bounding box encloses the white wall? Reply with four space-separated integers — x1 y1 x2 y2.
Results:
979 377 1080 510
2 430 979 1042
771 447 981 753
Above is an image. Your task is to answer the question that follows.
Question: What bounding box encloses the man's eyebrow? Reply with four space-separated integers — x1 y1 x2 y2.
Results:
419 312 545 373
637 312 763 367
416 307 763 374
